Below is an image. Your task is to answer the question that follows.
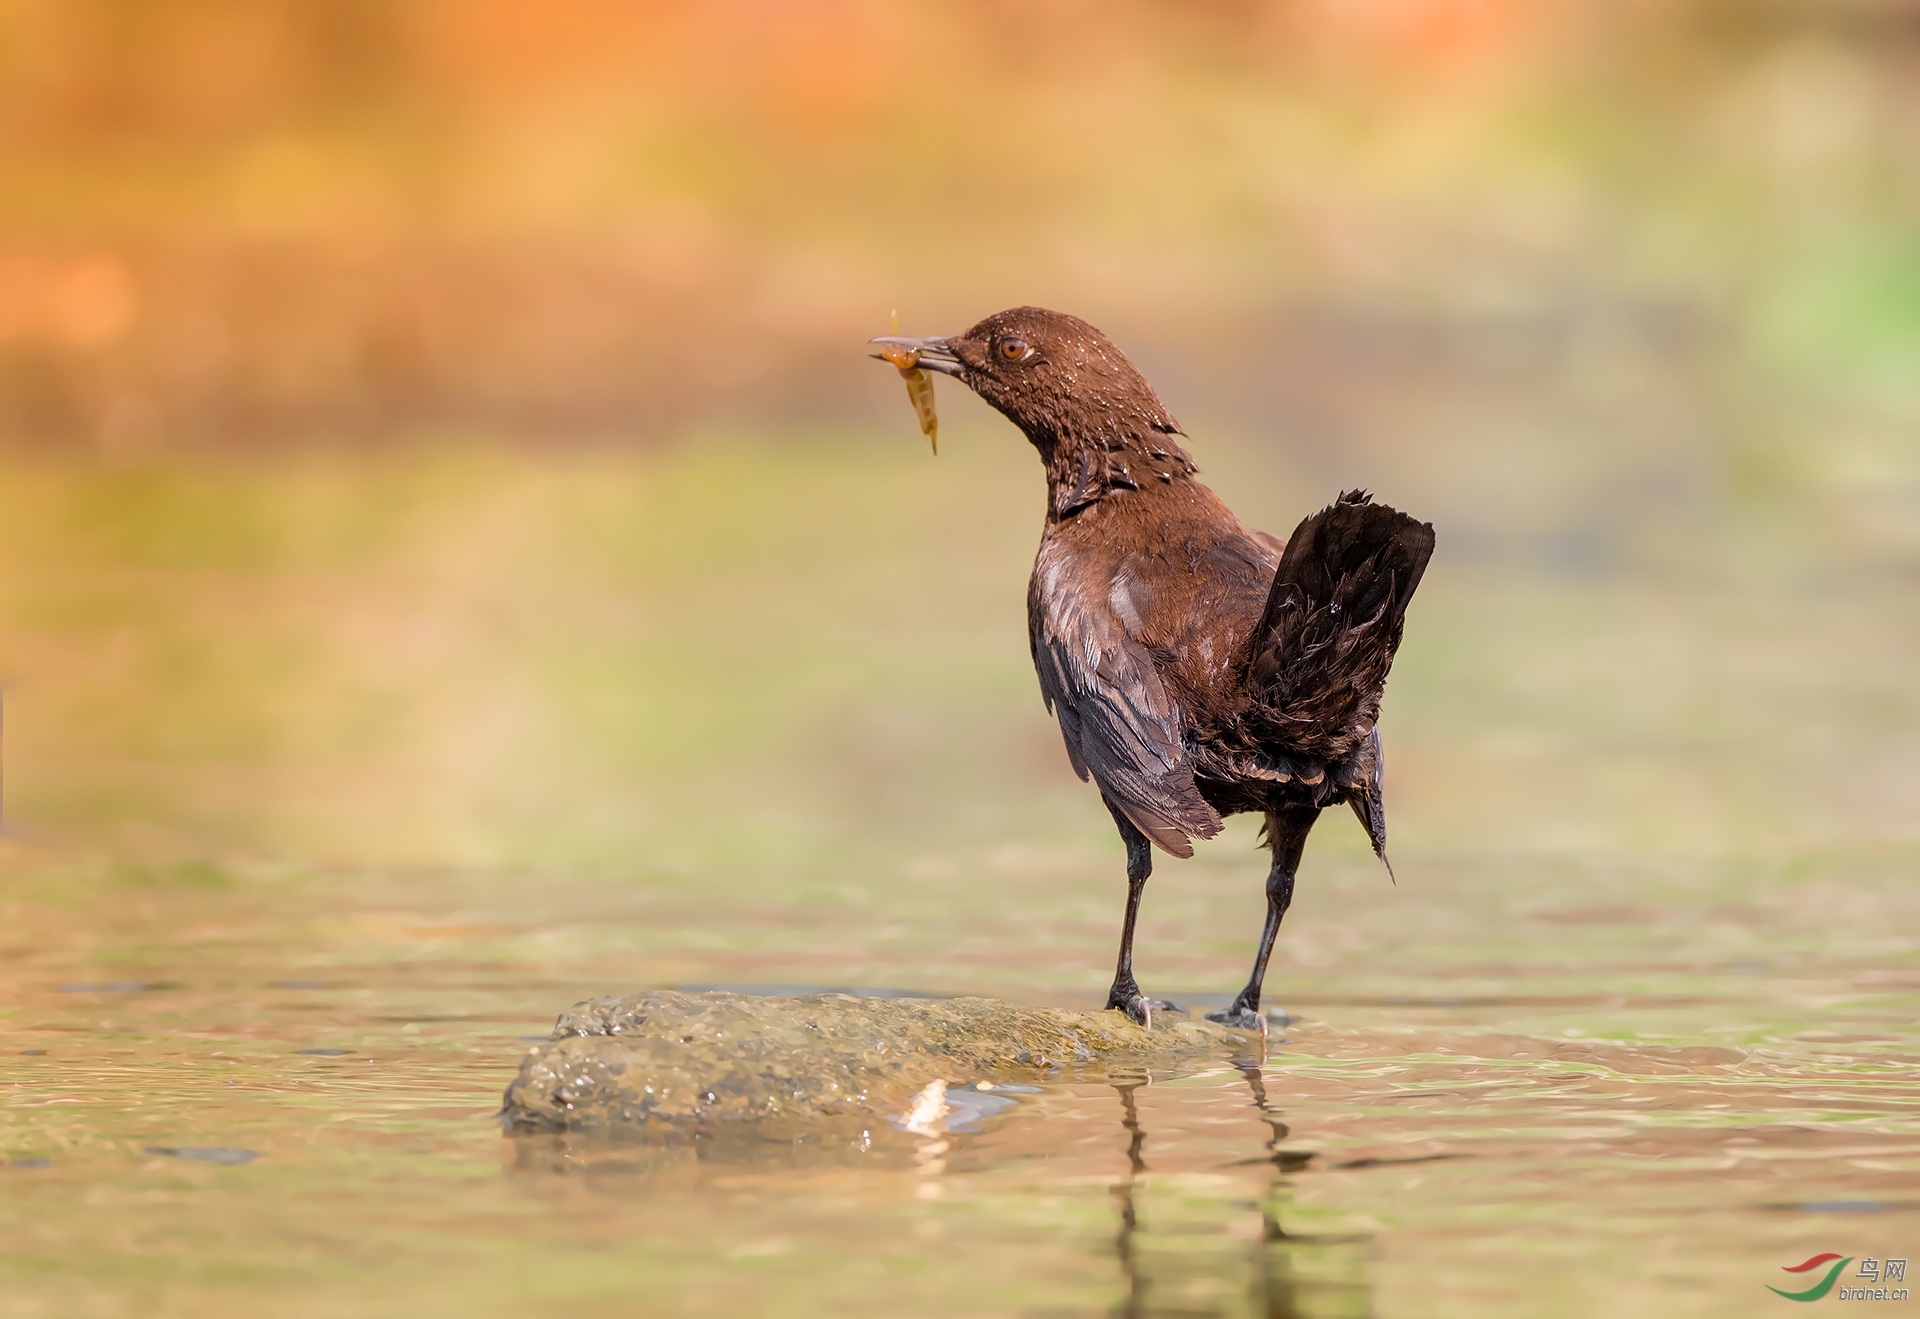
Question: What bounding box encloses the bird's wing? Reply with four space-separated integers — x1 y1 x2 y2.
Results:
1029 549 1223 858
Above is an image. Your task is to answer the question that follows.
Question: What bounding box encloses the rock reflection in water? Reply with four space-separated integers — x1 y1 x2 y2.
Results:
506 1044 1376 1317
1108 1064 1371 1319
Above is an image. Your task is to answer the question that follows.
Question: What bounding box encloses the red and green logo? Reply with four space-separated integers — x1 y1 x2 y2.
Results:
1769 1253 1853 1302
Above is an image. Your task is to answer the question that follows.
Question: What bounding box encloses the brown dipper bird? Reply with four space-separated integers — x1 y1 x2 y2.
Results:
870 307 1434 1032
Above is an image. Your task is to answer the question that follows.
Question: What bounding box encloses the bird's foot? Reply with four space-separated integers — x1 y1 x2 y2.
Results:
1203 1004 1270 1036
1107 996 1188 1030
1108 976 1186 1029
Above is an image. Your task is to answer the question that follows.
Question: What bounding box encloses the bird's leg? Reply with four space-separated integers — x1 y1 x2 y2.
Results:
1102 799 1157 1029
1206 806 1318 1034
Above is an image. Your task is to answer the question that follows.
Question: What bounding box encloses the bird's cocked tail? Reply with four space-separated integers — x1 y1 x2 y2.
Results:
1243 491 1434 768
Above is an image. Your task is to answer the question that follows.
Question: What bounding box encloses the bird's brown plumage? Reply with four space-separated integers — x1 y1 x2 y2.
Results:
870 305 1434 1029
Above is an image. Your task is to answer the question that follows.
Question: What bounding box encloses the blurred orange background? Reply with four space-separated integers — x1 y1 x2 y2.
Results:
0 0 1915 867
2 0 1911 489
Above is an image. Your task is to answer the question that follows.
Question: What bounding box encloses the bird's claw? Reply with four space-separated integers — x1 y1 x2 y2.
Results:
1204 1005 1270 1035
1111 996 1188 1029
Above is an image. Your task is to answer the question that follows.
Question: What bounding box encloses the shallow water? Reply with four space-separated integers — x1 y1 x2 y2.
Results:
3 848 1917 1318
2 447 1918 1316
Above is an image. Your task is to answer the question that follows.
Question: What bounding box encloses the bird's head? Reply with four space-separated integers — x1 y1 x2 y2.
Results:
869 306 1183 453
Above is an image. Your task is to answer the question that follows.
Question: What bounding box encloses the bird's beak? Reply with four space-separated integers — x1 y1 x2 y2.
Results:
867 334 964 376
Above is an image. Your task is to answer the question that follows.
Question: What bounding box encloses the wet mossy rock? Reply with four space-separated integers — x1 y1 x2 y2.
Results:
502 990 1255 1132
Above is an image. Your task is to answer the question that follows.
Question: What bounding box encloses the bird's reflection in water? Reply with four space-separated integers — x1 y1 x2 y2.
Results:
1108 1062 1372 1319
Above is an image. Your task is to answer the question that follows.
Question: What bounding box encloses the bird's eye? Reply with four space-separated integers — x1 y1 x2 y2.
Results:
999 337 1029 361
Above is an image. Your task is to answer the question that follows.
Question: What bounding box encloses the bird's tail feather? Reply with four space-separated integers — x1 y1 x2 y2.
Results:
1244 490 1434 763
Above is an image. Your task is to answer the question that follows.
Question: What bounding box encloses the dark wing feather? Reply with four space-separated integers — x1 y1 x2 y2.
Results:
1029 547 1223 858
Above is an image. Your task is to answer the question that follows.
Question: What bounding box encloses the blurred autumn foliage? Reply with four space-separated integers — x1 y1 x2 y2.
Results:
0 0 1916 487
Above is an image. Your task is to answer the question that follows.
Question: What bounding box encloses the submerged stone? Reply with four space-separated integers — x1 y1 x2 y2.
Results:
501 990 1256 1133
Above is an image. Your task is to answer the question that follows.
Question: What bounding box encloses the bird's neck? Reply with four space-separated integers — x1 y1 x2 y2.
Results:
1030 426 1198 521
